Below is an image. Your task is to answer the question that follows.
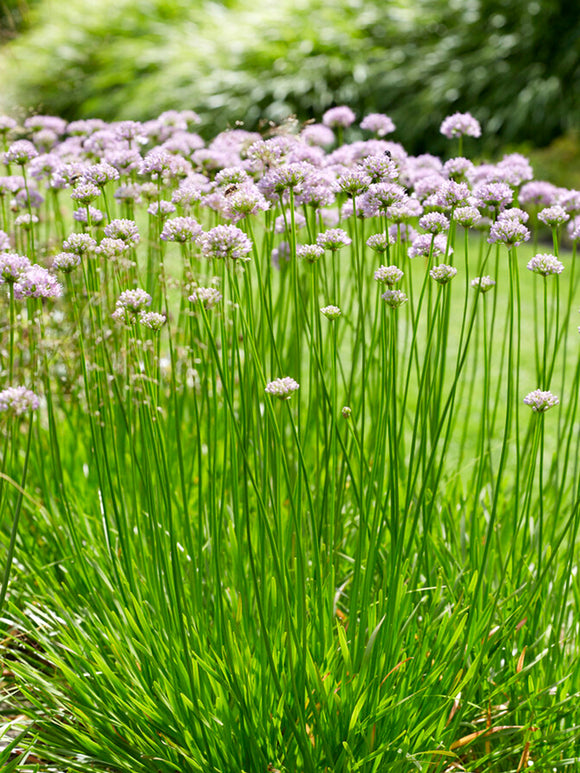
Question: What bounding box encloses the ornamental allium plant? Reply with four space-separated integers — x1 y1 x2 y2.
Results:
0 105 579 773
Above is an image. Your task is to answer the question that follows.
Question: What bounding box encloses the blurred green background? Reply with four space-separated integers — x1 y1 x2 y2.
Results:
0 0 579 180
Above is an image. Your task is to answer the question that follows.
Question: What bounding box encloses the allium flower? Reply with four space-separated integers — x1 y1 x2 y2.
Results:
139 311 166 330
524 389 559 412
488 219 530 246
300 123 335 147
558 189 580 216
0 386 40 416
62 233 97 257
335 169 371 197
116 288 152 313
408 234 449 260
361 182 406 213
316 229 351 251
527 253 564 276
0 230 9 250
98 238 131 260
440 112 481 139
537 205 570 227
389 223 417 242
14 213 39 229
497 207 529 224
388 199 423 222
297 244 324 263
73 206 104 225
519 181 558 208
188 286 223 309
322 106 356 128
14 264 63 299
224 183 270 221
147 200 177 218
265 377 300 400
52 252 81 273
160 216 202 242
341 406 352 419
71 182 101 204
360 113 396 136
360 153 399 183
382 288 408 308
3 140 38 165
366 233 395 253
419 212 450 234
259 163 310 200
567 216 580 241
201 225 252 262
274 211 306 234
0 116 17 134
474 182 513 212
471 276 496 293
104 219 141 244
0 252 30 283
83 162 119 186
374 265 404 285
320 305 342 320
430 264 458 284
272 241 291 270
443 157 474 180
434 180 471 209
454 206 482 228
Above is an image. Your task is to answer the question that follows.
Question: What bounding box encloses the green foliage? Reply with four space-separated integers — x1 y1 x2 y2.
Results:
0 0 579 155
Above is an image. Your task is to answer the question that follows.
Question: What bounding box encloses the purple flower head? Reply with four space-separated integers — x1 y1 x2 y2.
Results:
497 207 529 224
0 386 40 416
215 167 250 187
300 123 335 147
474 182 513 212
389 223 418 242
412 174 446 202
0 176 24 195
322 106 356 129
114 184 142 204
388 198 423 223
3 139 39 165
71 182 101 205
496 153 534 186
488 219 530 246
430 264 457 285
15 187 44 210
524 389 559 412
160 216 202 243
471 275 496 293
14 213 39 229
294 169 335 208
360 113 395 137
454 206 482 228
274 210 306 234
0 116 17 134
366 232 396 253
320 304 342 320
519 181 558 208
0 252 30 283
223 183 270 222
0 230 9 251
296 244 324 263
105 148 143 175
316 229 352 251
67 119 108 136
382 288 408 308
62 233 97 257
139 311 166 331
188 286 222 310
116 288 152 313
537 205 570 227
172 180 205 208
567 216 580 241
52 252 81 273
527 253 564 276
374 265 403 285
147 201 177 219
98 238 130 260
24 115 67 135
360 154 399 184
443 157 474 180
259 162 310 201
360 182 406 214
558 189 580 216
139 148 175 176
440 112 481 139
29 153 61 181
435 180 471 209
73 206 104 225
14 264 63 300
419 212 450 234
201 225 252 262
113 120 145 142
104 219 140 245
408 233 449 260
271 241 291 270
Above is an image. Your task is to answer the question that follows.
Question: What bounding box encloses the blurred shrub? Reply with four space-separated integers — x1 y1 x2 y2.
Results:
0 0 578 156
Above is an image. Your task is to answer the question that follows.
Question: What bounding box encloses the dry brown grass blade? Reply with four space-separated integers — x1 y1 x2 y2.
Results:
516 646 527 673
516 741 531 772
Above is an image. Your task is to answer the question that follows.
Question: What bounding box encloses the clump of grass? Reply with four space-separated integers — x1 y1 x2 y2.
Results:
0 109 579 771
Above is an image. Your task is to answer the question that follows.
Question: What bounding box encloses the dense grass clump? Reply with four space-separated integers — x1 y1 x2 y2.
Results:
0 108 580 771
